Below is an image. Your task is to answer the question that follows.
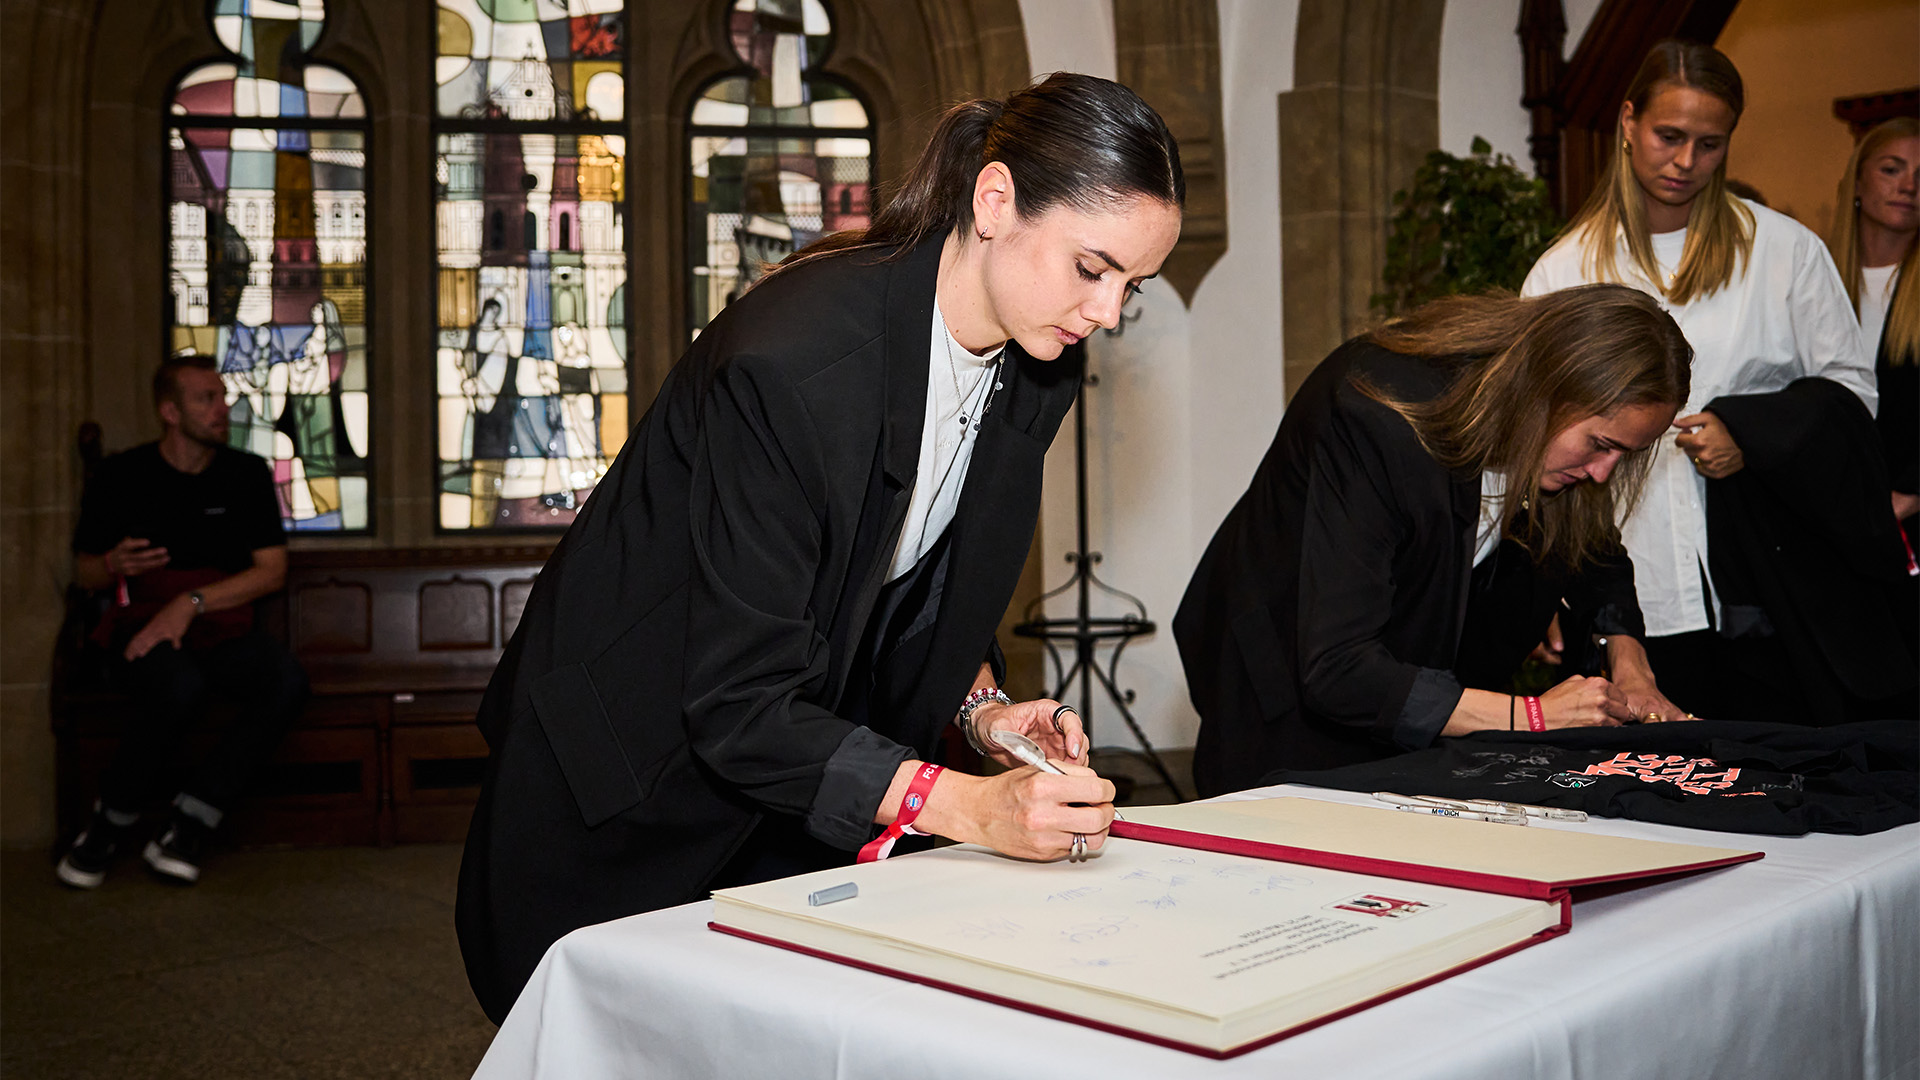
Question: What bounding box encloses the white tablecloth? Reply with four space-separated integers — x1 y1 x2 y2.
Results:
473 785 1920 1080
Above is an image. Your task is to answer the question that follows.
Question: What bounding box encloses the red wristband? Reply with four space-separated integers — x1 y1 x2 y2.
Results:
857 762 943 863
1523 696 1546 732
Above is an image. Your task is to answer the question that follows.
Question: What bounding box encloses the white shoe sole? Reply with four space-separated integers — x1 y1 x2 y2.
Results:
55 856 105 889
143 841 200 883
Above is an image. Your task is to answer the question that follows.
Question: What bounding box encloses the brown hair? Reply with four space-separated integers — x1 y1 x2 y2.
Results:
1827 116 1919 365
1359 285 1692 570
153 354 218 409
772 72 1184 275
1561 40 1754 305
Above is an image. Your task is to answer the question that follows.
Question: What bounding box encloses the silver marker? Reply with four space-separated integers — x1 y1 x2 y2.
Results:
807 882 859 906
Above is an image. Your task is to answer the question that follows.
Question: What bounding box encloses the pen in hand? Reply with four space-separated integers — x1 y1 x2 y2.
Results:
991 730 1125 821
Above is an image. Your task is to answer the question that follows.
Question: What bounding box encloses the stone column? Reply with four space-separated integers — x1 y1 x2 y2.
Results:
1277 0 1444 401
1 0 96 848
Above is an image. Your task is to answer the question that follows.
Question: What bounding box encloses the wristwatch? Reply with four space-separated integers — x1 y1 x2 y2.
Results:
187 590 205 615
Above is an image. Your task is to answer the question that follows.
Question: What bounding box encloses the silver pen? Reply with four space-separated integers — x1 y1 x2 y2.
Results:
992 730 1124 821
1391 803 1528 826
1372 791 1585 823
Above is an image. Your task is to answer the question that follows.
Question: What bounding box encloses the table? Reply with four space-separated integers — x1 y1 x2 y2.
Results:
472 785 1920 1079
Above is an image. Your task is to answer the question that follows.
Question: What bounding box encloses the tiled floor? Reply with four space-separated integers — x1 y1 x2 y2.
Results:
0 748 1191 1080
0 843 495 1080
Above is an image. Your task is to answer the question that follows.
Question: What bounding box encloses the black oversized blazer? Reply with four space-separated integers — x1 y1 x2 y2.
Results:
1173 341 1644 798
456 238 1080 1023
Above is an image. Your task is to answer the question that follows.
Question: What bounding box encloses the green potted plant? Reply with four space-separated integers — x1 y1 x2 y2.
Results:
1374 136 1562 315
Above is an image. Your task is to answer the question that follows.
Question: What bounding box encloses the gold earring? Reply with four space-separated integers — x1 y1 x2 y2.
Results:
1622 139 1630 152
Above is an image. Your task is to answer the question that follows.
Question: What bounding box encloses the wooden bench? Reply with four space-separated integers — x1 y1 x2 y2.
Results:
52 545 552 847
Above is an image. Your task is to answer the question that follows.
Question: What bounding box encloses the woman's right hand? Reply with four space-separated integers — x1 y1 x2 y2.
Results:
1538 674 1633 728
918 764 1116 862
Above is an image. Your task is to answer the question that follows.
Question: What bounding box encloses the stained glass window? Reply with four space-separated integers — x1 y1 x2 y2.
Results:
170 0 370 532
688 0 872 337
434 0 630 530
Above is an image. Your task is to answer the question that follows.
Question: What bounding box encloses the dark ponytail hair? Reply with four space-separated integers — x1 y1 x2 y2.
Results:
777 72 1185 272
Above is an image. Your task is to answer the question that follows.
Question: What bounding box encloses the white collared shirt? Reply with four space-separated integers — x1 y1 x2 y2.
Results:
1474 470 1508 568
1859 263 1899 356
1522 199 1877 637
886 303 1003 582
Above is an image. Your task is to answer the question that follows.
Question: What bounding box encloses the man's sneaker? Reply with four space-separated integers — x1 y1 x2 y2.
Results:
56 806 133 889
143 814 211 884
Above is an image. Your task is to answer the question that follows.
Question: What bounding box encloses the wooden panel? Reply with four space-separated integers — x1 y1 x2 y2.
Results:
501 578 535 641
224 727 383 847
390 723 488 843
295 694 388 730
391 724 490 806
390 689 485 726
419 577 494 650
55 547 555 848
1834 89 1920 137
292 578 373 654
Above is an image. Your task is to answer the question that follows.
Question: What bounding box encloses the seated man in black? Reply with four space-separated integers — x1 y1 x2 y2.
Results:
57 355 307 887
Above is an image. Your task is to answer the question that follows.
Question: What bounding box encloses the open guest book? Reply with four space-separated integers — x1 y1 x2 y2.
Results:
709 797 1761 1058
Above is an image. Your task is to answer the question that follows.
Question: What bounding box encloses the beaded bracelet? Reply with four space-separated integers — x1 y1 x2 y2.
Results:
956 687 1013 756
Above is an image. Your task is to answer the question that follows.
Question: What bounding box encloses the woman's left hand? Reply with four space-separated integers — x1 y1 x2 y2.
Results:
970 698 1089 768
1674 412 1744 479
1614 676 1690 725
1606 635 1692 723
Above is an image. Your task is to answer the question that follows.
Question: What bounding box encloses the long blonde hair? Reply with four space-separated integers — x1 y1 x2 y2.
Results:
1561 40 1754 305
1828 116 1919 365
1359 286 1691 571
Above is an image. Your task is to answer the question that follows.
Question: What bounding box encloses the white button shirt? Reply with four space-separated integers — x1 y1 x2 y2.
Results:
1522 199 1877 637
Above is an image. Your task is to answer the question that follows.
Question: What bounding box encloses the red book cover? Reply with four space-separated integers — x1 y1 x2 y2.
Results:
709 799 1766 1056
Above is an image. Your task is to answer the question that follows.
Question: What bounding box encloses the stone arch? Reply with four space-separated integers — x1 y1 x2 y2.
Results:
1277 0 1446 400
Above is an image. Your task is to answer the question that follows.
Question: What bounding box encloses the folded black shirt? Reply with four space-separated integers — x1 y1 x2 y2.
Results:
1273 720 1918 836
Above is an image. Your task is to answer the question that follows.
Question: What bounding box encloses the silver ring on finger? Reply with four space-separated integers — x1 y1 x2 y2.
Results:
1070 833 1087 861
1051 704 1076 734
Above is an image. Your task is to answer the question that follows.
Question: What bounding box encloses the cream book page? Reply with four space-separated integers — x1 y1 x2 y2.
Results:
1122 798 1760 885
714 836 1555 1037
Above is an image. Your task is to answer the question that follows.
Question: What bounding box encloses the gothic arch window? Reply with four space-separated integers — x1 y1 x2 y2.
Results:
433 0 631 531
686 0 873 338
169 0 372 532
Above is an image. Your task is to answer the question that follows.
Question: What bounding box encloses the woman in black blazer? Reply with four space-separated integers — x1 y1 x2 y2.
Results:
457 74 1185 1024
1175 286 1693 798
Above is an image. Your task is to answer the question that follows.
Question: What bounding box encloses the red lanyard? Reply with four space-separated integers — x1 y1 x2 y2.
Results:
857 762 943 863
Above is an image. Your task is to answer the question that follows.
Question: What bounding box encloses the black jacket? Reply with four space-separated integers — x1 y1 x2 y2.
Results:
1705 376 1916 719
1174 341 1644 797
456 239 1080 1023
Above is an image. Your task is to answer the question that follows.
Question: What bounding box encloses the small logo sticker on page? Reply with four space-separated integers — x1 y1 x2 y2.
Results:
1329 894 1434 919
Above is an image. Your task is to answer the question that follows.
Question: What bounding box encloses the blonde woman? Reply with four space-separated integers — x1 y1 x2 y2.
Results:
1828 117 1918 526
1176 286 1690 796
1524 41 1892 726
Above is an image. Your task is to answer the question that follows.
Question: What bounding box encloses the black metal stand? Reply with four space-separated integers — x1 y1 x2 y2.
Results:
1011 371 1186 801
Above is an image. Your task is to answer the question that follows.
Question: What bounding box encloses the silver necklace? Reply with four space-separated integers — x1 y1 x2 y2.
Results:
940 312 1005 433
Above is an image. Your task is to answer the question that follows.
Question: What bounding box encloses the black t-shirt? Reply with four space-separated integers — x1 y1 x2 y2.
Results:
72 442 285 572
